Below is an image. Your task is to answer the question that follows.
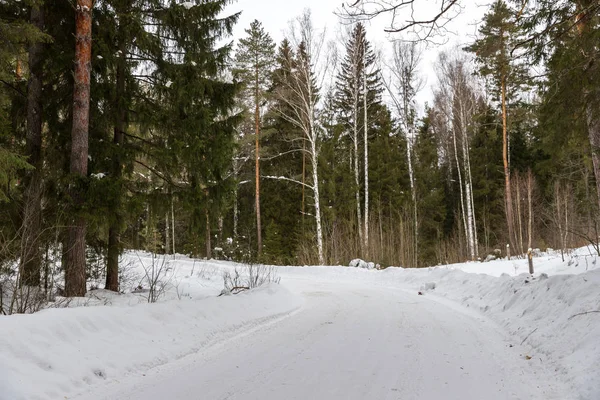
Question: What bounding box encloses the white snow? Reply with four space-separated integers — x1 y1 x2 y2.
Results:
1 248 599 400
348 258 376 269
91 172 106 179
0 256 301 400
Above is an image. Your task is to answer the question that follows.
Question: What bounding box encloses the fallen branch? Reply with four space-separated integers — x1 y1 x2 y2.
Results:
568 310 600 320
520 327 538 345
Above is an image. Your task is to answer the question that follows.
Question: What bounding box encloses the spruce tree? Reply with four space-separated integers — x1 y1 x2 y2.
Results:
334 22 382 256
414 110 446 266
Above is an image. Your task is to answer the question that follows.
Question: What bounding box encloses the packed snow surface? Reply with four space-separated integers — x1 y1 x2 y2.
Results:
1 247 599 400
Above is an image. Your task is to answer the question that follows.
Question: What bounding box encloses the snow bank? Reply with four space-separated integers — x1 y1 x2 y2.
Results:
381 267 600 400
0 284 301 400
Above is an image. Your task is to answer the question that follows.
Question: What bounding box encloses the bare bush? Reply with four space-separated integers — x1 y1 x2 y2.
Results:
136 254 174 303
221 264 280 296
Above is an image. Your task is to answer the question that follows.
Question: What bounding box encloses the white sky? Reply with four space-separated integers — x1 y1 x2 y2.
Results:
225 0 492 112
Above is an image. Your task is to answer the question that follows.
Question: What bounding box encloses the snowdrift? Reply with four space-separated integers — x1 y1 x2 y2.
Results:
388 267 600 400
0 284 301 400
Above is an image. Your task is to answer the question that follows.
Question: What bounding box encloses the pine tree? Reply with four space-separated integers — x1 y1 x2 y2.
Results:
233 20 276 259
64 0 93 297
465 0 529 252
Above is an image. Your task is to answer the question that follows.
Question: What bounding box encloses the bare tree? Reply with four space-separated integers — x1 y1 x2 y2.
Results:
434 51 479 260
381 41 423 265
339 0 462 42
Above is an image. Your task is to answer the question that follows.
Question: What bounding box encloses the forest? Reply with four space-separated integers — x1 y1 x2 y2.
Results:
1 0 599 304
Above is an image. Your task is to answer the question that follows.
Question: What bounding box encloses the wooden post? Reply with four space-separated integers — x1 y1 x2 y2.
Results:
527 248 534 275
506 243 511 260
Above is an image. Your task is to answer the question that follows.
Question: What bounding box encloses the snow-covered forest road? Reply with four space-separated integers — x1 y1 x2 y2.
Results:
75 275 569 400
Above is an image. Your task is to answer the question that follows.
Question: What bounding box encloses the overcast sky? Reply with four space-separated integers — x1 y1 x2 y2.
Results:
225 0 492 110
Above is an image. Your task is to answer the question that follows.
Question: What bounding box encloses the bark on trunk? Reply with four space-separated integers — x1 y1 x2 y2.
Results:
363 64 369 256
527 169 533 250
106 35 126 292
254 71 262 257
353 85 363 252
205 205 211 259
586 101 600 211
171 194 175 254
65 0 93 297
501 77 515 250
452 128 468 257
20 3 45 287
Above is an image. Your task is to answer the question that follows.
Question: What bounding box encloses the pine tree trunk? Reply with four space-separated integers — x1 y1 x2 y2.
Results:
165 211 170 254
363 65 369 256
65 0 92 297
254 71 262 257
20 3 45 287
527 168 533 250
171 194 175 254
106 35 126 292
501 77 515 250
206 204 211 259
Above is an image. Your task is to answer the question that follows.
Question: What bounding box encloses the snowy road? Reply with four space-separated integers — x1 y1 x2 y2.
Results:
76 277 568 400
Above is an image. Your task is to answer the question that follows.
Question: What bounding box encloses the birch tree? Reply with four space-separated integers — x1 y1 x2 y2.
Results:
273 10 329 265
382 41 423 265
434 52 479 260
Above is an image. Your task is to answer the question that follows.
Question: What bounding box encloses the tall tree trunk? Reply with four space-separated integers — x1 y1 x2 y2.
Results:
527 168 533 250
171 193 175 254
460 113 476 261
165 211 170 254
501 77 515 250
233 159 239 241
310 138 324 265
363 63 369 256
65 0 92 297
254 71 262 257
464 119 478 258
452 129 468 257
106 35 126 292
516 174 524 255
205 203 211 259
406 134 417 266
302 138 306 228
353 84 363 252
20 3 45 287
586 101 600 210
